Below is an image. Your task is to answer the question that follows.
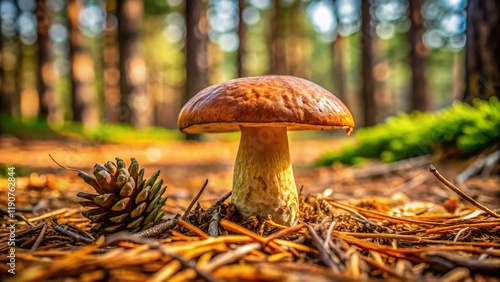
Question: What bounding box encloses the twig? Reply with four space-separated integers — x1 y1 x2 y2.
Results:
337 232 422 242
67 223 96 241
325 200 396 233
52 219 94 244
429 165 500 218
425 222 500 234
3 224 43 241
1 209 35 226
202 242 262 272
421 251 500 274
208 207 220 237
324 221 336 249
178 219 210 239
455 149 500 183
389 172 429 195
24 208 72 223
481 149 500 177
20 236 37 248
306 225 338 272
182 179 208 220
264 224 304 243
328 200 444 226
219 219 287 253
137 216 180 238
361 255 411 280
314 155 431 191
205 191 232 215
105 232 223 282
48 154 81 172
31 222 48 250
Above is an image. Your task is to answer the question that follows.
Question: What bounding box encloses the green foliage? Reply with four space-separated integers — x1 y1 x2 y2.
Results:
0 164 32 178
317 98 500 166
0 117 181 144
57 122 182 144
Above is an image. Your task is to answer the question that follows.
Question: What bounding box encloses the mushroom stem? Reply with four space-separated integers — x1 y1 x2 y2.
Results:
232 126 299 226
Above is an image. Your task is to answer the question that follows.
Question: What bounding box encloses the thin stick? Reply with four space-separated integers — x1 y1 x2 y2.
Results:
202 242 262 272
105 232 222 282
219 219 288 254
338 232 422 242
182 179 208 220
52 220 94 244
425 222 500 234
264 224 304 243
137 216 179 238
429 165 500 218
48 154 81 172
0 209 35 226
24 208 71 223
205 191 232 215
208 207 220 237
306 225 337 271
31 222 48 250
178 219 210 239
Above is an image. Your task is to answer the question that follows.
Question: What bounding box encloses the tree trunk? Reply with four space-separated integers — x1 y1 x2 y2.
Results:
37 0 60 123
287 0 302 77
269 0 286 75
360 0 376 126
118 0 151 128
333 36 347 103
0 3 21 118
409 0 430 112
184 0 208 140
237 0 246 78
0 16 5 117
104 0 120 123
68 0 99 126
464 0 500 101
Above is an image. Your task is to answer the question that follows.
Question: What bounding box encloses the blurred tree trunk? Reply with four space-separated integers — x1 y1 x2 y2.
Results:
269 0 286 75
409 0 430 112
118 0 151 128
184 0 208 140
0 28 21 118
104 0 120 123
237 0 246 77
0 18 5 117
287 0 302 77
68 0 99 126
464 0 500 101
333 36 347 103
37 0 60 123
360 0 376 126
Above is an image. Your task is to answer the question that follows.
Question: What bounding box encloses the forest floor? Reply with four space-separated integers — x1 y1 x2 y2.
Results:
0 136 499 281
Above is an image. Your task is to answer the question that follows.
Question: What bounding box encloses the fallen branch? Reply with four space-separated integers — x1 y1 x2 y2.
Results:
429 165 500 218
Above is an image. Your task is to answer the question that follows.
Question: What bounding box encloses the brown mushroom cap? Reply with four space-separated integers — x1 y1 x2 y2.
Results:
178 75 354 134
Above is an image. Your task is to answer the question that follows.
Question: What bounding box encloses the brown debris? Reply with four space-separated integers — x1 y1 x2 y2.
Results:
1 161 500 281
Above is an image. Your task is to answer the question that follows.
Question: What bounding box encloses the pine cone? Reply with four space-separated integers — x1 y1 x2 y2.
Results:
76 157 167 233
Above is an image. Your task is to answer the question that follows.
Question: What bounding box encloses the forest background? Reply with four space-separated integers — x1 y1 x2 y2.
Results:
0 0 498 140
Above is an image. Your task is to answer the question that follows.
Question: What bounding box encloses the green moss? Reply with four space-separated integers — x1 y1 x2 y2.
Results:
316 98 500 166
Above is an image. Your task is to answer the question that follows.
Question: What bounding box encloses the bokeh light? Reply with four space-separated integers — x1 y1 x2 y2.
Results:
49 23 68 43
78 4 106 37
164 12 185 44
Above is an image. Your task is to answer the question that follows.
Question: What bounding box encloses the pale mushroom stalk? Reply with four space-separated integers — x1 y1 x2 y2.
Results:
232 126 299 226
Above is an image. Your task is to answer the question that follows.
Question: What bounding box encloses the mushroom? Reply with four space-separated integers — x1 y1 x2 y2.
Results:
178 75 354 226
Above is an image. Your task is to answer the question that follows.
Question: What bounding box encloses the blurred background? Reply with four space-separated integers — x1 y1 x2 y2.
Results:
0 0 498 136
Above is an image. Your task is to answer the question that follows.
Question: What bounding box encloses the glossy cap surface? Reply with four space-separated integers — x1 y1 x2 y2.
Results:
178 75 354 134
